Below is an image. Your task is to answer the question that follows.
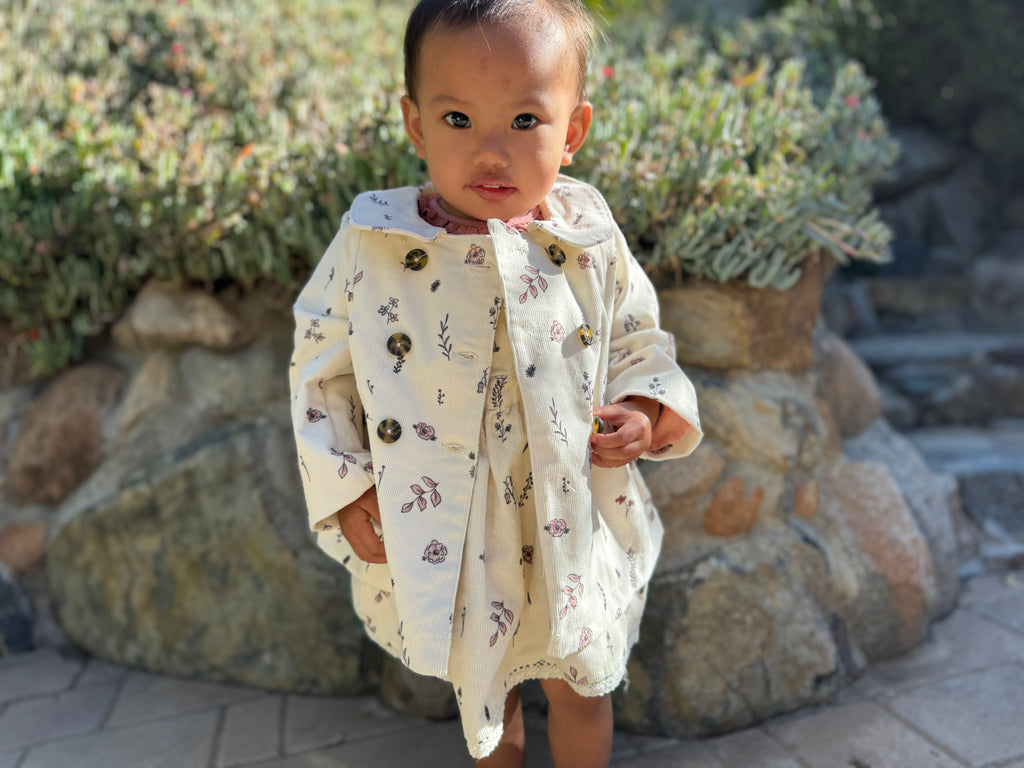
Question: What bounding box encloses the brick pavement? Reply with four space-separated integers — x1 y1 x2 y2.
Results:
1 569 1023 768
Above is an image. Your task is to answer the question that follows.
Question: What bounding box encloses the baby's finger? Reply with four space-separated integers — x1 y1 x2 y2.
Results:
342 514 387 564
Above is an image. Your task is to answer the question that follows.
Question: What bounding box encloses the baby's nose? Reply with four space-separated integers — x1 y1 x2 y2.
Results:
472 134 510 167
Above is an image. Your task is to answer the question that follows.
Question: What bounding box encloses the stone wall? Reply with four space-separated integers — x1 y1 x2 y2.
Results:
0 251 961 736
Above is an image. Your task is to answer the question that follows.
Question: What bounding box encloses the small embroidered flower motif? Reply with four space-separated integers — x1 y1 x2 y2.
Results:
489 601 514 647
378 297 399 324
579 627 594 650
629 356 647 366
423 539 448 564
648 376 666 397
550 320 565 342
413 422 437 441
522 545 534 564
544 519 570 537
610 347 630 365
304 319 325 343
465 244 486 265
525 363 536 378
430 279 442 292
306 408 326 423
624 314 641 333
577 251 595 269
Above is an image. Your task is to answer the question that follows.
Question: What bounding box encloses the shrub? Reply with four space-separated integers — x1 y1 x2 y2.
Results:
1 0 896 376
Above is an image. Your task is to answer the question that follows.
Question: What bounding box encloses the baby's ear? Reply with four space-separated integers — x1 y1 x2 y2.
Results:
561 101 593 166
401 96 427 159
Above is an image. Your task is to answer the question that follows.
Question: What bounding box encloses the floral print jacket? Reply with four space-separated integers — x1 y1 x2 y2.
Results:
290 175 702 677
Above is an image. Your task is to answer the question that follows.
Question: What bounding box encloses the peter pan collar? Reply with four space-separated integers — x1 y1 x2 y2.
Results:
347 175 616 248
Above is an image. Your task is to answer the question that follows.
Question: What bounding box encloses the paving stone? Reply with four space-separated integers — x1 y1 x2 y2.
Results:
886 665 1024 767
967 592 1024 633
248 720 467 767
18 710 219 768
73 658 130 690
106 671 263 729
853 609 1024 699
707 729 803 768
0 650 82 706
610 739 726 767
215 694 282 768
0 681 118 752
766 700 964 768
283 694 420 754
959 571 1024 607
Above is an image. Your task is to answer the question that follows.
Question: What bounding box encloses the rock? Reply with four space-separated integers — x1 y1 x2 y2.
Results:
116 351 182 434
843 421 959 618
814 329 882 438
793 479 820 520
615 527 849 737
0 522 48 574
111 281 253 352
818 279 879 338
865 276 970 318
8 364 126 506
814 460 935 660
691 370 841 474
0 562 34 654
379 656 458 720
659 253 832 374
47 421 370 694
702 476 763 537
970 248 1024 331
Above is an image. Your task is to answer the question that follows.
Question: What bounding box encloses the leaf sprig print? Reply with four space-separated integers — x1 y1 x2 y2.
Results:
437 313 452 360
518 265 548 303
489 601 514 647
401 477 441 512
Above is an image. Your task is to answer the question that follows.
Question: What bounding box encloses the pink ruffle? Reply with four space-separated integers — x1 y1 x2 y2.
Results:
418 196 541 235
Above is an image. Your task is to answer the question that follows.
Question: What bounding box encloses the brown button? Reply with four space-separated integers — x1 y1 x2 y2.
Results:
578 323 594 346
387 333 412 357
404 249 428 271
547 244 566 266
377 419 402 443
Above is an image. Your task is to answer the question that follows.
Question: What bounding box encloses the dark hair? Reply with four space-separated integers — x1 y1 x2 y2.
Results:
403 0 597 104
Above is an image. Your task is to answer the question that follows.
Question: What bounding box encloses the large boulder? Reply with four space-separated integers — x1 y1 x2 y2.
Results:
47 419 370 694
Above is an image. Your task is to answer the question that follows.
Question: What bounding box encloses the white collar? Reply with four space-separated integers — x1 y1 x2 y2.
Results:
348 175 616 247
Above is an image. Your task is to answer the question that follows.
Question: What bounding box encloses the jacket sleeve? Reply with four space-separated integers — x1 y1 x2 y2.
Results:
605 226 703 460
289 216 375 531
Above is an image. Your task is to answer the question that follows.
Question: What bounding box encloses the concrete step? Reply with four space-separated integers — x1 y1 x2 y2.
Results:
908 422 1024 574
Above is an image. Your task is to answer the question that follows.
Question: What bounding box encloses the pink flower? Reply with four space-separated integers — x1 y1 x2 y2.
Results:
579 627 593 649
423 539 448 564
413 422 437 440
306 408 325 423
577 251 595 269
602 65 615 79
171 42 184 55
845 95 860 107
550 320 565 342
544 519 570 537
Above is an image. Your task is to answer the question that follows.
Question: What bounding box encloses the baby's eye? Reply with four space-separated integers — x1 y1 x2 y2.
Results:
511 114 539 130
444 112 471 128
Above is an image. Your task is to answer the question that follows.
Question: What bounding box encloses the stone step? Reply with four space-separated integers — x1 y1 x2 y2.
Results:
908 423 1024 574
848 333 1024 369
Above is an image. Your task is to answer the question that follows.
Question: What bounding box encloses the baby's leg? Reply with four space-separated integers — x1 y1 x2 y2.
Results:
538 679 613 768
475 686 525 768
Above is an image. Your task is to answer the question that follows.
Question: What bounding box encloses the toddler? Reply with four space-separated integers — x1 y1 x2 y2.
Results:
289 1 702 765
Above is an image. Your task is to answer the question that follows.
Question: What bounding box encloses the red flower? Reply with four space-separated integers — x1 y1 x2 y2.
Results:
602 65 615 79
26 328 41 341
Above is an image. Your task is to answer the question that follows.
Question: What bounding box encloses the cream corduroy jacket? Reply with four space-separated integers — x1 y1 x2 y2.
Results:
290 175 701 677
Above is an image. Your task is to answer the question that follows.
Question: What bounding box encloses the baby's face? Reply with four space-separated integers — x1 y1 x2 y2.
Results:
402 19 592 223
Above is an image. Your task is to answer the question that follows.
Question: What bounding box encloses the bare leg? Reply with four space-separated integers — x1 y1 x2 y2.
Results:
475 686 525 768
539 679 613 768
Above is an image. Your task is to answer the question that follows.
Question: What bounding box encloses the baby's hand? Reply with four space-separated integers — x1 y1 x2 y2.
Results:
337 486 387 564
589 397 658 468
